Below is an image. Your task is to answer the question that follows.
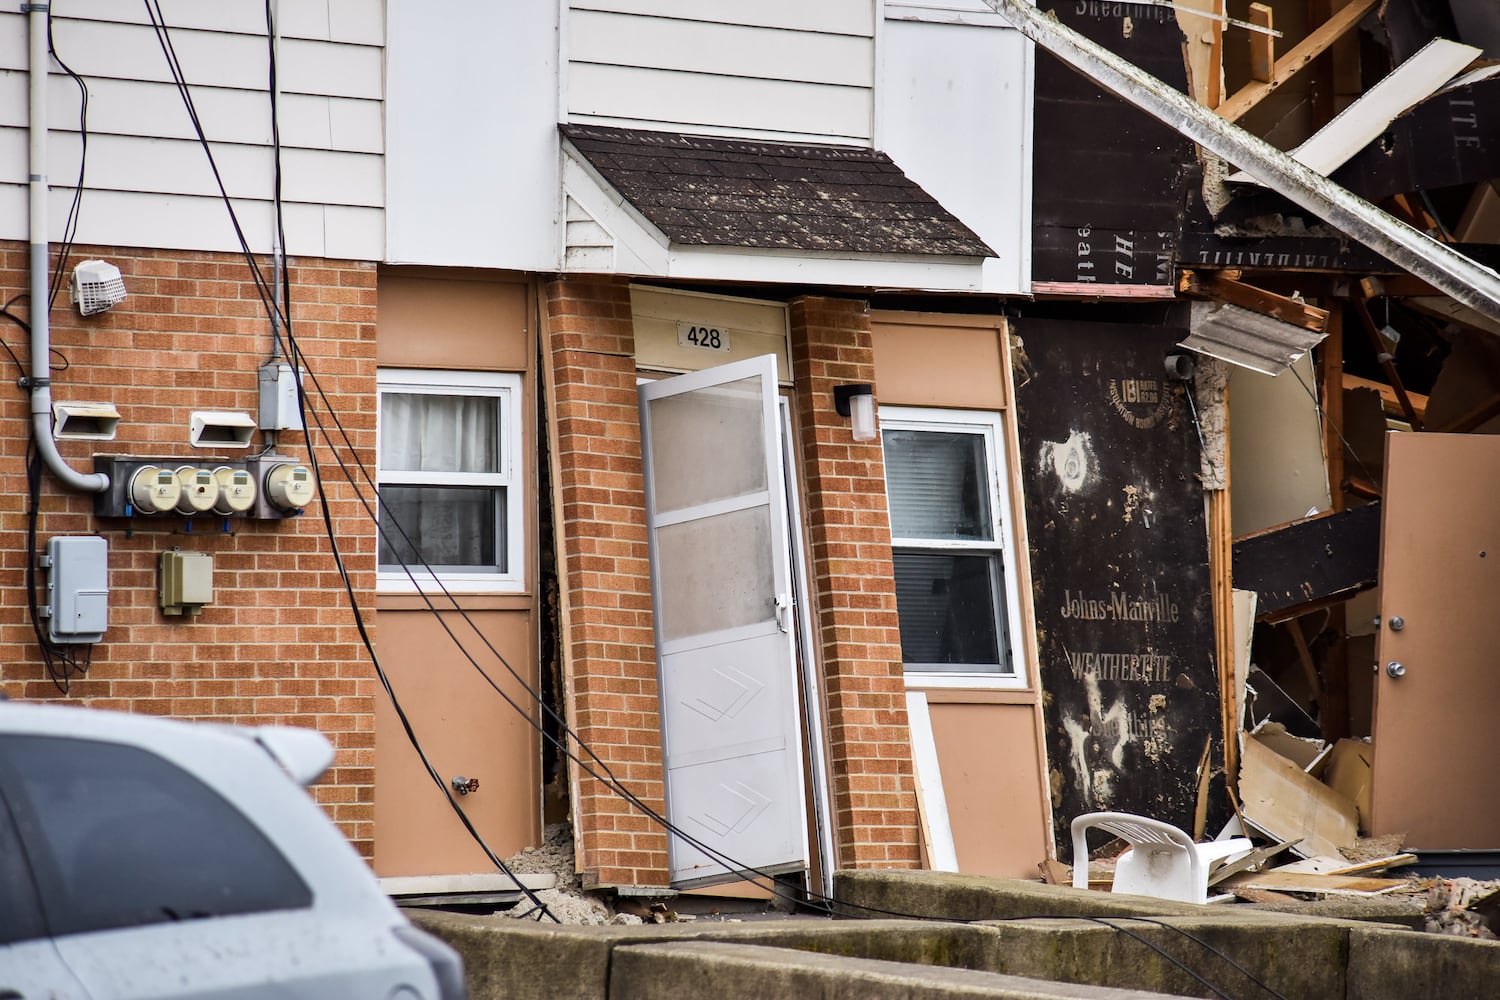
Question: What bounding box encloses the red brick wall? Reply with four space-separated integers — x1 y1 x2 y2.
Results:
540 275 669 888
0 243 379 856
788 296 922 869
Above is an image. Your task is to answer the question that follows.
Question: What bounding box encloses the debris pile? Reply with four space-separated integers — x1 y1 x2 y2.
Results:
1423 878 1500 939
501 823 643 926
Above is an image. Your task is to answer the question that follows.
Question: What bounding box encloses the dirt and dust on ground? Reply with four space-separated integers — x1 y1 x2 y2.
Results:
497 823 809 926
498 823 643 925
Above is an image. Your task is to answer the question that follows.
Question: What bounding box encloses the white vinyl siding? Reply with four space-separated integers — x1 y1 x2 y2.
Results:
566 1 876 144
0 2 383 258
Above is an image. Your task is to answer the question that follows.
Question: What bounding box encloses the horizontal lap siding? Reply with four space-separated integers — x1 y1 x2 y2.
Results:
0 5 383 259
568 2 875 144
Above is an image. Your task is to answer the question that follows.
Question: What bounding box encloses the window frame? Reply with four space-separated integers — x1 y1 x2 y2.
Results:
881 406 1028 690
376 368 524 594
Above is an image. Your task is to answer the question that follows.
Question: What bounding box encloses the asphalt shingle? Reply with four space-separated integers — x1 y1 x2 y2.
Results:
561 124 994 257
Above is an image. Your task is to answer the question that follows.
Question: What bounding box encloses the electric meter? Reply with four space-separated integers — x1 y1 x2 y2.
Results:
265 463 315 511
174 466 221 515
212 466 257 515
129 465 181 514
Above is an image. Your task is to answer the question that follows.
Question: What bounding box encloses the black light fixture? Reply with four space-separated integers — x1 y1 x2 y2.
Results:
833 383 877 442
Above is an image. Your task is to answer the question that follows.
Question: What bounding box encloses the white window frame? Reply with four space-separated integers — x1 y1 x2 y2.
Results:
376 368 524 594
882 406 1028 690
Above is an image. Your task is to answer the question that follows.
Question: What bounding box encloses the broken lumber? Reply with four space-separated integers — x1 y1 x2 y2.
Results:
1220 870 1406 896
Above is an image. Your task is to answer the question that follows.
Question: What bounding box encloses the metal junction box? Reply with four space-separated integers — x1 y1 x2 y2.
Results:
46 536 109 644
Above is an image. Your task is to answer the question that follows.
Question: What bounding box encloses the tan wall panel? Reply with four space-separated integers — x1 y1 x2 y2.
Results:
870 311 1007 410
928 701 1049 878
378 271 530 371
373 609 540 877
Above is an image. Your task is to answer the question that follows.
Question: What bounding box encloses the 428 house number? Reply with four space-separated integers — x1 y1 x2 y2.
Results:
676 321 732 353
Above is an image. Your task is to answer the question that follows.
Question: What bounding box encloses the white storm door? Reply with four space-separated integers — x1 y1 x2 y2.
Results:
639 354 808 886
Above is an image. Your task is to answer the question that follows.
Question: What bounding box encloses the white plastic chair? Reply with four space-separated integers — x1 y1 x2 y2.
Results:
1071 811 1252 904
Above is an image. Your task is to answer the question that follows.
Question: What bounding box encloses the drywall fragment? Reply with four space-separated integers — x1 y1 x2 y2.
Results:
1238 733 1359 859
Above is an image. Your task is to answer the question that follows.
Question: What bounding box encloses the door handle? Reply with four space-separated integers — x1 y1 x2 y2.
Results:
774 593 790 633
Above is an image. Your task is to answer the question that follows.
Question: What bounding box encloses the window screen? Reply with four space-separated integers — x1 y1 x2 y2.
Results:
0 735 311 936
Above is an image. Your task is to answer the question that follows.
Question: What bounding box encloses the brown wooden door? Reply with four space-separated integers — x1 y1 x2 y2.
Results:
1371 432 1500 848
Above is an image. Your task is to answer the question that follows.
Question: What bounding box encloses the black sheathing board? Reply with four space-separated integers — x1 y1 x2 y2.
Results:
1031 5 1199 286
1012 314 1225 859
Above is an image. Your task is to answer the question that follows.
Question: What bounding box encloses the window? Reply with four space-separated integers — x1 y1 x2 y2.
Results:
882 408 1025 687
0 735 311 936
0 789 45 945
378 369 523 592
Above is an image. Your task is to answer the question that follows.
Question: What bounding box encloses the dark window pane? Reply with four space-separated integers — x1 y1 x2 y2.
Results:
0 735 311 936
883 430 993 541
0 790 45 944
893 550 1008 671
380 485 504 572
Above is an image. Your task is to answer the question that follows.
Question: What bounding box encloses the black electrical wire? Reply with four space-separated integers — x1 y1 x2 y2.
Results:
1288 362 1379 487
45 6 91 309
139 10 1304 993
142 0 558 924
25 449 94 694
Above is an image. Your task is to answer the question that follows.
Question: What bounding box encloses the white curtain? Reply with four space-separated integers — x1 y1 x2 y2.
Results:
380 393 498 474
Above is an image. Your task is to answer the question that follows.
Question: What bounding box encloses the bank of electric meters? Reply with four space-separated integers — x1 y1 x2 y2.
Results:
93 455 315 520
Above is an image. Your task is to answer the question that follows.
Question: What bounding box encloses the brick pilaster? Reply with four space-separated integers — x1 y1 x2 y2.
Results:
789 296 922 869
540 276 669 887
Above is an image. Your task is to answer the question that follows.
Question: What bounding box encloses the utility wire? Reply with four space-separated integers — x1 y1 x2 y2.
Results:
46 6 91 309
143 0 557 923
135 9 1302 994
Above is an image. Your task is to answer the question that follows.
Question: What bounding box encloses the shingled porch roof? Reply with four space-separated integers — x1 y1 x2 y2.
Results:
559 124 995 258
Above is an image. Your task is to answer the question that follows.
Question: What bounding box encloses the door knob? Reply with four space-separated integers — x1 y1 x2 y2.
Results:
1386 661 1406 679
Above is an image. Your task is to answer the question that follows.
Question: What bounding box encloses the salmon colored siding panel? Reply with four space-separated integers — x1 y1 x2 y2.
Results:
870 311 1008 411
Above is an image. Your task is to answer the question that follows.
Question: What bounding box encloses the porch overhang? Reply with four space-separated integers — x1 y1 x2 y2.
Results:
559 125 995 293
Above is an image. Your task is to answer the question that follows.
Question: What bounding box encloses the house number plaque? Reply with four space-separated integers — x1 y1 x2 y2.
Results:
677 321 732 353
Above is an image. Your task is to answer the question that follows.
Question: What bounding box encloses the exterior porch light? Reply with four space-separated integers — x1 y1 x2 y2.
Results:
834 383 878 442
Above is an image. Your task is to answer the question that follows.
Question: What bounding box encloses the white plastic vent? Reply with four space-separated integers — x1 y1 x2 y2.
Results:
70 259 127 316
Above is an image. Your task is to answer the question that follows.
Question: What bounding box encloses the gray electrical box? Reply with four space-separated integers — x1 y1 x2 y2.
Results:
46 536 109 644
258 361 304 431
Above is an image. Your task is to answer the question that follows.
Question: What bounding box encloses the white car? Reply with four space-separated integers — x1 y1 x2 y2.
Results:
0 700 466 1000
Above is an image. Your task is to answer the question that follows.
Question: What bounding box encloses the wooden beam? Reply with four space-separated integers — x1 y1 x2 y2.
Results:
1248 4 1275 83
1341 373 1429 424
1360 274 1438 299
1180 270 1330 332
1217 0 1380 123
1351 297 1424 429
1319 308 1345 510
1233 504 1381 620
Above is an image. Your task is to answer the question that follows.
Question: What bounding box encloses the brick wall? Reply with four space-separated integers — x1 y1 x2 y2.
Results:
541 275 669 888
0 243 379 856
788 296 922 869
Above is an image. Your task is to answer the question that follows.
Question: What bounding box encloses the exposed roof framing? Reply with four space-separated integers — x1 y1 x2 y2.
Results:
984 0 1500 323
1215 0 1379 123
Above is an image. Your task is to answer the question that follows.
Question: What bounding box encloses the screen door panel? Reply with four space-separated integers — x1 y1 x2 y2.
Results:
639 355 808 885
